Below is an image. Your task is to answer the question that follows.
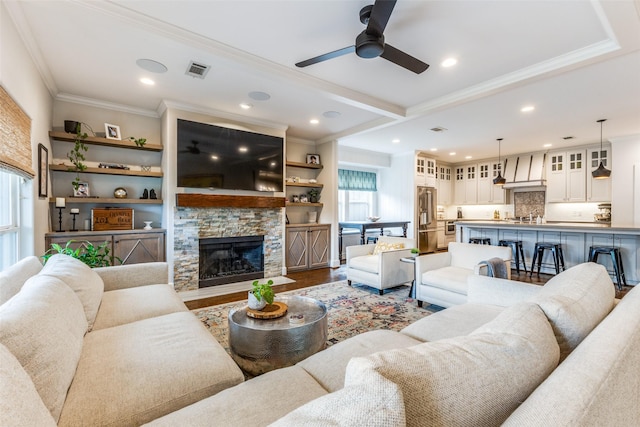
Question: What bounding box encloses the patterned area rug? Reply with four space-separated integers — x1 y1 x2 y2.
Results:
192 281 442 353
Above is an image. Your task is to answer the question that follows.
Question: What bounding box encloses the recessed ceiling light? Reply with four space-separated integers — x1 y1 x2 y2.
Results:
521 105 535 113
309 119 319 125
392 139 400 144
211 155 219 160
238 147 248 153
240 103 252 109
449 152 456 156
465 155 472 159
543 143 552 148
270 161 276 167
441 58 457 68
139 77 155 86
430 148 437 152
323 111 341 118
136 59 167 73
248 91 271 101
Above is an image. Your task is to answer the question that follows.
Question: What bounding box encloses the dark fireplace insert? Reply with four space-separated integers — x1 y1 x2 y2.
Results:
199 235 264 288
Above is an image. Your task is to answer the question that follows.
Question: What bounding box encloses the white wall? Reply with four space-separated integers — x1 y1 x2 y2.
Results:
611 135 640 227
1 2 53 258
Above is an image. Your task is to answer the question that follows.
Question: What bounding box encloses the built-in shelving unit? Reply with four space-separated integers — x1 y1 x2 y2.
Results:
48 131 163 151
48 197 162 205
49 164 163 178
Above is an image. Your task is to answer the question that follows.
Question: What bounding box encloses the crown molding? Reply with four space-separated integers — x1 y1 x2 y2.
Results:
55 93 160 118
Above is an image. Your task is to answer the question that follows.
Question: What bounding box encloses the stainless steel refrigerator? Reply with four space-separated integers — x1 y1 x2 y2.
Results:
416 186 437 254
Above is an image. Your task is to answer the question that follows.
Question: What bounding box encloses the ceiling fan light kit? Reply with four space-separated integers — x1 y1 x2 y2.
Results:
295 0 429 74
592 119 611 180
493 138 506 186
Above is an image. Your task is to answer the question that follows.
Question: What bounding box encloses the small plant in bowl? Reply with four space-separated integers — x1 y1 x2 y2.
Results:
248 279 275 310
411 248 420 257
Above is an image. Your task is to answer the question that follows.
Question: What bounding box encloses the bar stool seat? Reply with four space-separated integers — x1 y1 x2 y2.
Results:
530 242 565 276
469 237 491 245
588 246 626 291
499 240 527 274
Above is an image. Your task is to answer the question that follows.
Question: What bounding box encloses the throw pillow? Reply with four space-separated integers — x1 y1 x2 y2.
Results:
372 241 404 255
0 256 43 305
40 254 104 330
531 262 615 361
345 302 559 427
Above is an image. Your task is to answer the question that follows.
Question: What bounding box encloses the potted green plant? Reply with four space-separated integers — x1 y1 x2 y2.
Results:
248 279 275 310
127 136 147 147
42 240 122 268
411 248 420 257
307 188 320 203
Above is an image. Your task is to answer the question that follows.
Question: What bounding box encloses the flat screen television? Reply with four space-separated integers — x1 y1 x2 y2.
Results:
176 119 284 192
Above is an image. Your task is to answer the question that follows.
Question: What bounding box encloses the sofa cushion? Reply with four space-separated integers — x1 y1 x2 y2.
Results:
58 311 244 426
421 266 470 294
0 275 87 422
346 302 559 426
146 366 328 427
40 254 104 330
448 241 511 269
0 255 42 305
269 368 405 427
0 343 56 427
373 241 404 255
297 329 423 392
531 262 615 361
92 284 188 330
401 303 503 342
348 254 379 274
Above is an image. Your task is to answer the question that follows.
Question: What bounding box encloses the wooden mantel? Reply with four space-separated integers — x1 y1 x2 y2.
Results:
176 194 286 208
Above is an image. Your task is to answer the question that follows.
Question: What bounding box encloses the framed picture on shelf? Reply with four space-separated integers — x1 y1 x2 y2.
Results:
73 182 90 197
38 143 48 198
105 123 121 140
306 154 320 165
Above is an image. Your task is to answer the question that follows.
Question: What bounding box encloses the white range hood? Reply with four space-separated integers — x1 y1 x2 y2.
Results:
503 153 546 188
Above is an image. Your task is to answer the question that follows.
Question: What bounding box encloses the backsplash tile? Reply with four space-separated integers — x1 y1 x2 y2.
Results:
514 191 545 219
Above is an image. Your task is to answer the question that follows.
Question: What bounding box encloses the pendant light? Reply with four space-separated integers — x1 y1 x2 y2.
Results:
592 119 611 180
493 138 506 185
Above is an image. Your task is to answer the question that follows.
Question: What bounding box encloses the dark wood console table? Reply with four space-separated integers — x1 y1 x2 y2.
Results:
338 220 410 260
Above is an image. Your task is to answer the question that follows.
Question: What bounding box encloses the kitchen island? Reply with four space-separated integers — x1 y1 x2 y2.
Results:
455 220 639 284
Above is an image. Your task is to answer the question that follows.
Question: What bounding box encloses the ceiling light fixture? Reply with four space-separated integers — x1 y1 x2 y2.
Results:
441 58 457 68
139 78 155 86
430 148 437 152
493 138 506 186
465 156 472 159
240 103 252 109
521 105 535 113
592 119 611 180
543 143 552 148
238 147 248 153
449 152 456 156
392 139 400 144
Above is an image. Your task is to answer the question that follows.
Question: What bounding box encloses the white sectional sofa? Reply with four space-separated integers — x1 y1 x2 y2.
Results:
0 255 244 427
2 256 639 426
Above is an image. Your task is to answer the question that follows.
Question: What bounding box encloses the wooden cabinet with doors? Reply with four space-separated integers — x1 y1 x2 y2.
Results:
477 160 505 204
547 149 586 202
285 224 330 272
436 165 452 205
45 229 165 265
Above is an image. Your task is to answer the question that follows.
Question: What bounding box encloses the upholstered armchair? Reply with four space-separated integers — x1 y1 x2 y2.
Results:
346 236 416 295
415 242 512 308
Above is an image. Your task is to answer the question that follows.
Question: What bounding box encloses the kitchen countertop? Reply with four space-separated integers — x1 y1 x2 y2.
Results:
455 220 639 234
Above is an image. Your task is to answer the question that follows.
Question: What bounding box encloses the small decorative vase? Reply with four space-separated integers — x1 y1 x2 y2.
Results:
248 291 266 310
143 221 152 230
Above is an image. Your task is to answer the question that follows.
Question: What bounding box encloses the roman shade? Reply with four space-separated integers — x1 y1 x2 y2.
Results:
338 169 377 191
0 86 34 179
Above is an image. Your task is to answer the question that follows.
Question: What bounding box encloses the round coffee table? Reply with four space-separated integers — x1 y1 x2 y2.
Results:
228 295 328 375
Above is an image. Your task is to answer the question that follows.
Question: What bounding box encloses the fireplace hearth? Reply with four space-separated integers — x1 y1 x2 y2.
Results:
199 235 265 288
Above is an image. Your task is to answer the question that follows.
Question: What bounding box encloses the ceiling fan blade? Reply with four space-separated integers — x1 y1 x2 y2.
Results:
380 44 429 74
367 0 397 37
295 46 355 68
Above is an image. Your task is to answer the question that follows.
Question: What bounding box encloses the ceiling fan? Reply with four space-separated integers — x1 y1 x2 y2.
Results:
181 140 201 154
295 0 429 74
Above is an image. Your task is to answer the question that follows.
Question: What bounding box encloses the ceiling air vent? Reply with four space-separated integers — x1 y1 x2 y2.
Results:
185 61 210 79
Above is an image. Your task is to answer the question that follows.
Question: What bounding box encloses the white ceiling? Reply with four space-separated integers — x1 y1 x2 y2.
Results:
6 0 640 161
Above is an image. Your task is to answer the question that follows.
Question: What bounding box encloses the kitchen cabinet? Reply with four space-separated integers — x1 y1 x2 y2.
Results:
436 220 445 249
416 155 436 187
453 164 477 205
285 224 330 272
547 149 586 202
436 165 452 205
477 160 505 204
586 146 612 202
45 230 166 265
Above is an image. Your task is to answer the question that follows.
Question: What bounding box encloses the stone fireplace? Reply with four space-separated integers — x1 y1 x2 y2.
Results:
199 235 264 287
173 200 283 292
